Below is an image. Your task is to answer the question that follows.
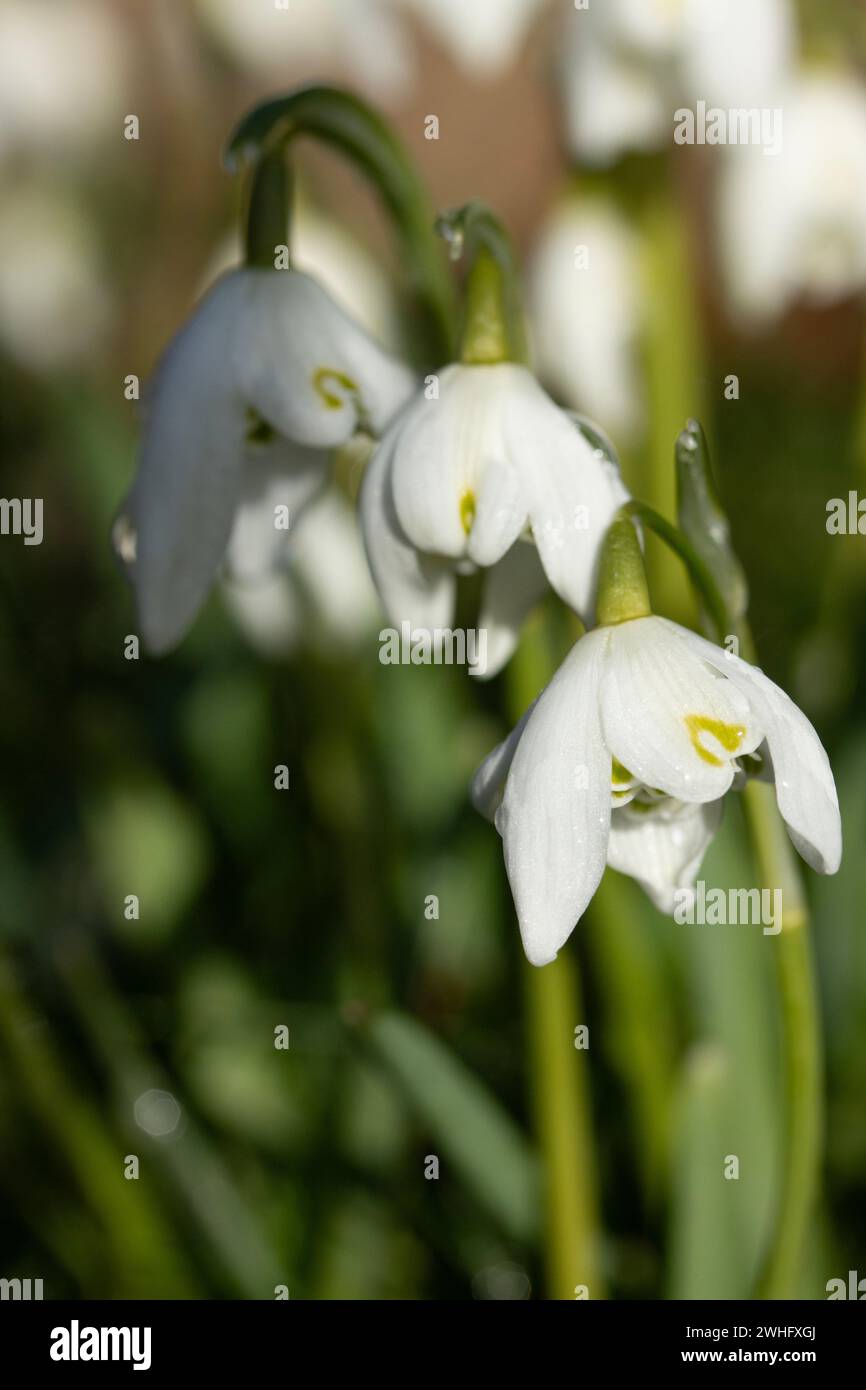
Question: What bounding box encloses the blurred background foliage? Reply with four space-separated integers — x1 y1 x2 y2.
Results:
0 0 865 1300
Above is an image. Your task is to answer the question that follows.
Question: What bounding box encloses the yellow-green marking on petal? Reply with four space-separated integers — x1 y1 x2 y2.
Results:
459 488 476 536
312 367 358 410
611 757 634 786
685 713 745 767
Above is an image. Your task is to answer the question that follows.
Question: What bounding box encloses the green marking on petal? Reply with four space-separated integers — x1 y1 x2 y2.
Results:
245 408 276 446
611 757 633 786
459 488 476 536
684 713 745 768
312 366 358 410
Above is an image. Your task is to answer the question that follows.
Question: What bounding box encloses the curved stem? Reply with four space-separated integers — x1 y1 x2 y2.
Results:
226 85 456 362
244 148 291 269
621 500 730 642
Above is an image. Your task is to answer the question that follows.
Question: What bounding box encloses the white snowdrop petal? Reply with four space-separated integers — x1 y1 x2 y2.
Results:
466 450 528 568
607 798 723 914
470 698 538 822
359 427 456 631
388 365 471 557
497 628 611 966
670 620 842 874
129 273 250 654
508 380 630 621
599 616 763 803
236 269 414 448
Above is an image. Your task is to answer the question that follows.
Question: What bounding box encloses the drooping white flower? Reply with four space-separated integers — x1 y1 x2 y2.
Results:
527 196 645 444
223 484 380 657
561 0 796 167
719 71 866 325
116 268 414 654
397 0 547 78
473 614 841 965
359 362 630 678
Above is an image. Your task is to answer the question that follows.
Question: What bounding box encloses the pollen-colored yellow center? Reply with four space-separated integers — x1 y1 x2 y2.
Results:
611 758 633 786
312 367 358 410
459 489 476 536
684 714 745 767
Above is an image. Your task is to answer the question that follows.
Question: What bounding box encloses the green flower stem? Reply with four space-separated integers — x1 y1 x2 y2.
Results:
586 873 675 1208
226 85 456 362
436 201 527 365
244 148 291 269
523 954 604 1299
508 614 605 1300
620 500 730 642
738 609 822 1299
682 551 821 1300
744 779 821 1299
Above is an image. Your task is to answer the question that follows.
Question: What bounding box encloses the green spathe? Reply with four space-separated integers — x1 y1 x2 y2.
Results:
595 514 651 627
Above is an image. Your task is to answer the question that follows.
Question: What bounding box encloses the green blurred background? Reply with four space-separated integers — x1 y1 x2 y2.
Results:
0 0 865 1300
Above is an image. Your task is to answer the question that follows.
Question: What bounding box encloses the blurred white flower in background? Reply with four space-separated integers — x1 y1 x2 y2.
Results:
528 195 645 444
223 485 380 657
0 0 127 163
561 0 796 166
719 71 866 325
0 184 111 371
196 0 547 90
397 0 547 78
194 0 413 100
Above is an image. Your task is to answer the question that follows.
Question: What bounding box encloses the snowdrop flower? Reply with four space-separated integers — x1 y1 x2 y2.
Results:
719 72 866 325
473 518 841 965
116 267 414 654
360 362 629 677
360 200 629 679
397 0 547 79
561 0 795 166
528 196 644 444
